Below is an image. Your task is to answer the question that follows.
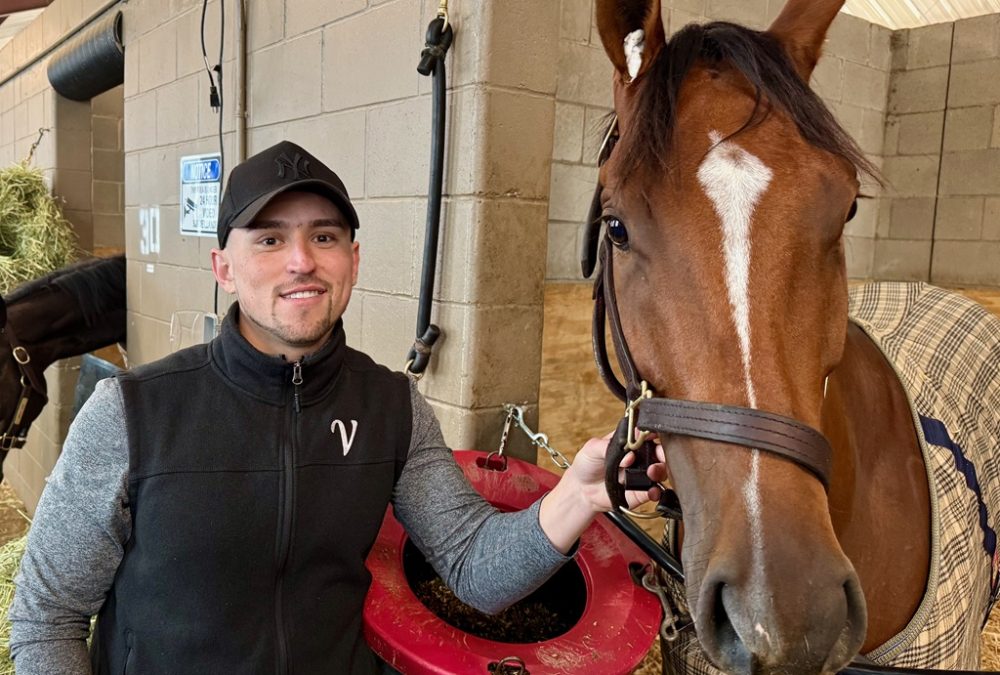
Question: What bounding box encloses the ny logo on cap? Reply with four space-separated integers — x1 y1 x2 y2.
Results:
274 152 312 180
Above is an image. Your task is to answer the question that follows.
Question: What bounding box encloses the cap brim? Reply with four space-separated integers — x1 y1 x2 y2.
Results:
226 179 360 234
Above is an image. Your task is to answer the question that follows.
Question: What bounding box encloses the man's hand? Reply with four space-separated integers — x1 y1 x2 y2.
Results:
538 431 668 554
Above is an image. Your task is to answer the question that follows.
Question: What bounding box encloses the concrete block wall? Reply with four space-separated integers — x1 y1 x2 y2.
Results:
0 0 126 510
91 85 125 254
878 14 1000 285
122 0 557 459
546 1 892 282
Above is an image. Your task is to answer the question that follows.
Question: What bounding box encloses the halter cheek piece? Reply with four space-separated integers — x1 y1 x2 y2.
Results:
586 117 833 514
0 298 48 452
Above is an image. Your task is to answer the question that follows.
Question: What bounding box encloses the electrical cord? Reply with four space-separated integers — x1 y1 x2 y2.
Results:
200 0 225 319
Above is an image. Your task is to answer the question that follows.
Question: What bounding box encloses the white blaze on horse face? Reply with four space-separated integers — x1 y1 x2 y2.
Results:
624 29 645 80
696 130 774 555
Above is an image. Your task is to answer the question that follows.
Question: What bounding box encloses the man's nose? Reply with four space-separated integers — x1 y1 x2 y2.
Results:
286 238 317 274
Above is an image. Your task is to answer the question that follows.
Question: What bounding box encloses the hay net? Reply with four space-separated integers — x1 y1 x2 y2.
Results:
0 160 78 296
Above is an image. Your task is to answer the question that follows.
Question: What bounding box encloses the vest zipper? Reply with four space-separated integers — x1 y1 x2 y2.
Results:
276 361 302 674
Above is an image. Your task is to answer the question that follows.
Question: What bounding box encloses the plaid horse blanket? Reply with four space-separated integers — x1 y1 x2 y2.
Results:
662 282 1000 673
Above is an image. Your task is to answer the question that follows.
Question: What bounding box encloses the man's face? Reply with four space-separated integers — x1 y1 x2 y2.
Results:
211 191 359 359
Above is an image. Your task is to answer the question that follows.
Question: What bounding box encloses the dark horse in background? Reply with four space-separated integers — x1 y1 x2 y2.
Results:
591 0 1000 673
0 255 126 480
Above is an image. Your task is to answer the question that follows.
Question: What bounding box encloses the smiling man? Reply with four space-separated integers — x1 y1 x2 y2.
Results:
9 141 666 675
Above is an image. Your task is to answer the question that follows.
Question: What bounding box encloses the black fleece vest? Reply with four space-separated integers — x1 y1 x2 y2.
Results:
92 308 411 675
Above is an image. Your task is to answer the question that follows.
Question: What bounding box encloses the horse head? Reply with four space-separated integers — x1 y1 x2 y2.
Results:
594 0 874 671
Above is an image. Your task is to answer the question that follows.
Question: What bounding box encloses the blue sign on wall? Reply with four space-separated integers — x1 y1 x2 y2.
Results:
180 153 222 237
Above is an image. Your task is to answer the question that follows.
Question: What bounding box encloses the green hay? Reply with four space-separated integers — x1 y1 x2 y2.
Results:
0 162 78 296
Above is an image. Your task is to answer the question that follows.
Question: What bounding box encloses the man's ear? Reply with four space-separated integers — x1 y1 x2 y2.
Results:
211 248 237 294
351 241 360 287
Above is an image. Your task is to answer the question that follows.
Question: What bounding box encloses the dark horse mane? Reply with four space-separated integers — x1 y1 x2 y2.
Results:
5 255 126 329
620 21 880 183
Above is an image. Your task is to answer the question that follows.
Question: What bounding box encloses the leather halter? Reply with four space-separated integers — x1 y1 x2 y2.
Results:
0 301 48 451
587 119 833 512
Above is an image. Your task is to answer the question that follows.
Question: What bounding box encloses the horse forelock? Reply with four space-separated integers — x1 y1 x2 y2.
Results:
618 20 879 185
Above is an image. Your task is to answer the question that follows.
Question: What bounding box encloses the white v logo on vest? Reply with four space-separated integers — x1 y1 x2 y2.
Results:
330 419 358 456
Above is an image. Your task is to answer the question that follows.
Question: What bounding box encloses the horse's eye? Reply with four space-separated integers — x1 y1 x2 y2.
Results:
845 199 858 223
603 216 629 249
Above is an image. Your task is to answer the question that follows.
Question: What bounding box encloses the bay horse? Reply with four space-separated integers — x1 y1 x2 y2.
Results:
0 255 126 480
589 0 1000 673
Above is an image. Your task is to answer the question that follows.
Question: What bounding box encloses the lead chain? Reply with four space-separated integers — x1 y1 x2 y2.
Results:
501 404 572 471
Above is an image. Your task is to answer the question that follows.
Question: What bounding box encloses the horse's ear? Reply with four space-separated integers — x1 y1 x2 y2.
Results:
595 0 666 83
767 0 845 81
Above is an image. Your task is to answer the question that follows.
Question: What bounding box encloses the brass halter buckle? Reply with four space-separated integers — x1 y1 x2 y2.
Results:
625 380 654 451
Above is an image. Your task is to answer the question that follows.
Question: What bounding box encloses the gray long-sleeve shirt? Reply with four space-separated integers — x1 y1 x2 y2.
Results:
9 378 569 673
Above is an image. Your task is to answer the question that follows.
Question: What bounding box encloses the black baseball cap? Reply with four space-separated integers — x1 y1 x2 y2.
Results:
216 140 360 247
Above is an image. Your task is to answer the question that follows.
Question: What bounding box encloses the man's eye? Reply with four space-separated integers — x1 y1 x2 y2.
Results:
259 237 279 246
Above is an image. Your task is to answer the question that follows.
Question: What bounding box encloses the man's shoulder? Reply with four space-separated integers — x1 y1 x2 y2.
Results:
117 343 213 383
343 346 408 383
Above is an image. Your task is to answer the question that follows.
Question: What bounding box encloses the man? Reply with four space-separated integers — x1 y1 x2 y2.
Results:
9 141 665 674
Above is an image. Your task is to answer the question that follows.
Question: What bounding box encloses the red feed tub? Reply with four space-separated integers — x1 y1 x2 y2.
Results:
364 450 662 674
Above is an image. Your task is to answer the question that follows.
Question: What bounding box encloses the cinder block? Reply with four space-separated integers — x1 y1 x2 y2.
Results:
870 25 893 72
360 293 418 371
953 14 1000 64
286 0 365 38
556 41 614 109
810 55 844 102
283 110 366 199
668 9 705 36
857 107 887 155
553 102 585 163
156 74 200 146
93 181 122 215
906 23 953 70
467 304 544 408
64 209 94 251
248 0 284 51
845 235 874 280
480 89 556 201
93 117 121 151
91 86 124 118
55 129 93 172
936 197 984 240
93 213 125 251
250 32 322 127
883 155 940 197
706 0 768 27
944 106 994 152
366 97 431 199
876 196 892 238
561 0 592 43
137 144 178 205
469 200 548 306
888 67 948 114
321 2 420 112
983 198 1000 241
949 61 1000 108
872 239 931 281
425 399 536 462
124 0 174 39
895 111 944 156
672 0 708 16
93 150 124 183
52 168 93 211
931 241 1000 286
123 90 157 152
126 310 172 367
548 220 583 281
583 105 614 164
485 0 559 95
994 105 1000 148
889 197 935 239
153 205 202 268
354 199 419 296
548 161 598 223
136 26 177 92
825 14 872 66
939 149 1000 196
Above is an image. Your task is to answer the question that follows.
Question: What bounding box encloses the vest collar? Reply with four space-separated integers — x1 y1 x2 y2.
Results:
211 303 347 405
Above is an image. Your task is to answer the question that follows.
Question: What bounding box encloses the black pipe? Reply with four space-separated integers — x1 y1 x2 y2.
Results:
406 16 453 376
47 10 123 101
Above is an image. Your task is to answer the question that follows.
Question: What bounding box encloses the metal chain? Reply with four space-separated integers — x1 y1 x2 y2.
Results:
501 404 572 471
24 127 51 165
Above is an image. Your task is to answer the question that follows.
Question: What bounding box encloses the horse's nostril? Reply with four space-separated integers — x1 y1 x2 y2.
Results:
705 582 752 673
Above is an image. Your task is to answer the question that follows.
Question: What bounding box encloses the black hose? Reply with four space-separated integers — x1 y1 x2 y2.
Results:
47 11 124 101
407 16 454 376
